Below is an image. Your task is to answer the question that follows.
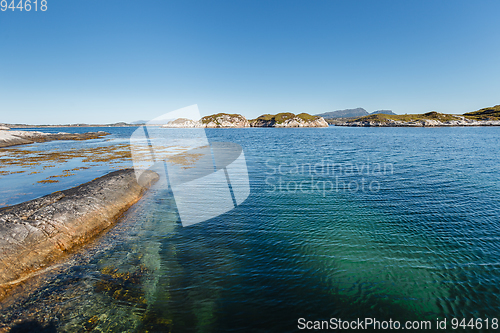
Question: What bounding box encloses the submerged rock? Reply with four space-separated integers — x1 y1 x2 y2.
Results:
0 169 159 301
0 130 109 148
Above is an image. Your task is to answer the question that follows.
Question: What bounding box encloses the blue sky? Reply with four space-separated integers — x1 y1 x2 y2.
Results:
1 0 499 124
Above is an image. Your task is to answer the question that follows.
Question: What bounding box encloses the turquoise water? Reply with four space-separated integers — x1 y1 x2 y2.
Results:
1 126 500 332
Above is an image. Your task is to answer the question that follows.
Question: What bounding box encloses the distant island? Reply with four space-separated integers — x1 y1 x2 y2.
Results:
3 122 138 128
335 105 500 127
162 112 329 128
370 110 397 115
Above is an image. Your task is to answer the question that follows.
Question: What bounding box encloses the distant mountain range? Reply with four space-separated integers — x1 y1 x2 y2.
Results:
316 108 396 119
370 110 396 115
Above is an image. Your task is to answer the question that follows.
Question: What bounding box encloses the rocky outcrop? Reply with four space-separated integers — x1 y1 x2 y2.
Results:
0 130 109 148
162 113 250 128
0 169 159 301
0 125 9 131
201 113 249 128
250 113 329 127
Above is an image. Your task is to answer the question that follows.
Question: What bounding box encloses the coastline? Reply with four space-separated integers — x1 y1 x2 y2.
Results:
334 121 500 127
331 112 500 127
0 169 159 303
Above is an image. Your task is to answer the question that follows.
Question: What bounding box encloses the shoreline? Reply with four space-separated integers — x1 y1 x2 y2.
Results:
0 169 159 303
0 129 110 148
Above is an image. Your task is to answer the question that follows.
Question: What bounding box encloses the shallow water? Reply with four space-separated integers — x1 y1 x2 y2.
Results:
1 126 500 332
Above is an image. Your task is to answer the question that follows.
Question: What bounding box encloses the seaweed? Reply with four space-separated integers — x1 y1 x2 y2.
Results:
94 265 148 306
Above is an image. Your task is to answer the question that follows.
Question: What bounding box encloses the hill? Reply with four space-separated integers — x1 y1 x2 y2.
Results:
463 105 500 120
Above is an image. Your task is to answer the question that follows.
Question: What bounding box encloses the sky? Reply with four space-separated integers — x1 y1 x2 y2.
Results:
1 0 499 124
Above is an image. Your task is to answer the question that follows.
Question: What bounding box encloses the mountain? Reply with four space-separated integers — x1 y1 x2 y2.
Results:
316 108 369 119
370 110 396 115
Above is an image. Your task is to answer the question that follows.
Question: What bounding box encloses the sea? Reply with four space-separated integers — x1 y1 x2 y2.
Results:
1 126 500 332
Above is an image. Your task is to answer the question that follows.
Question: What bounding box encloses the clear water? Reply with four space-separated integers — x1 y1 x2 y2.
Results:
1 126 500 332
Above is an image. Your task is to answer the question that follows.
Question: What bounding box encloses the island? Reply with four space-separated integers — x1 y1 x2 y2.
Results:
163 113 250 128
334 105 500 127
249 112 328 127
162 112 329 128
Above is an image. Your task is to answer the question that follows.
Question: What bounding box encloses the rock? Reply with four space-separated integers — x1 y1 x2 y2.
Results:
0 169 159 301
250 113 329 127
0 125 9 131
0 130 109 148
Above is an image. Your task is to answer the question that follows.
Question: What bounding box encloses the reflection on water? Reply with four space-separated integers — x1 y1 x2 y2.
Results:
1 127 500 332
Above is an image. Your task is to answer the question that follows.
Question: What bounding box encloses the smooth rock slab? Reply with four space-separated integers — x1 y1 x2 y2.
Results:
0 130 109 148
0 169 159 301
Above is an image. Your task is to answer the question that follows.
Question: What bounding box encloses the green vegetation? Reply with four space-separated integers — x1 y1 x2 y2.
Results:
251 112 320 124
94 265 148 305
200 113 244 125
463 105 500 120
348 112 459 124
296 113 320 121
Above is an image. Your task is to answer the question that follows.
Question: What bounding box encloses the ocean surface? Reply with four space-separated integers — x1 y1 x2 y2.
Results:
1 126 500 332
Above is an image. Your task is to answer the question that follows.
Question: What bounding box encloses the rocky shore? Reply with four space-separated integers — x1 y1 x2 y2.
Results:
0 128 109 148
162 112 329 128
0 169 159 302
